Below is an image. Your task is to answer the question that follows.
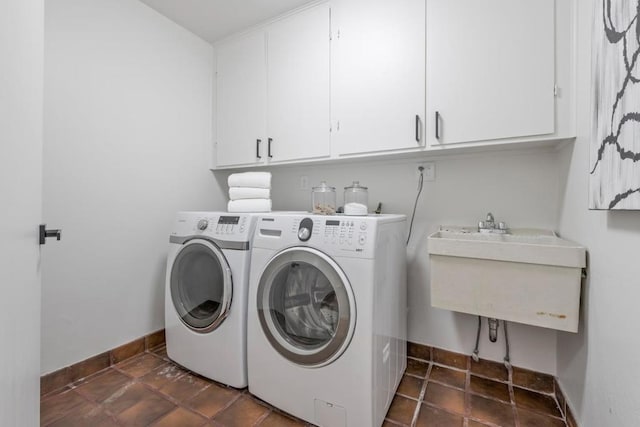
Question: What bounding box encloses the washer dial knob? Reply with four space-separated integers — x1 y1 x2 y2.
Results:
197 219 209 231
297 218 314 241
298 227 311 241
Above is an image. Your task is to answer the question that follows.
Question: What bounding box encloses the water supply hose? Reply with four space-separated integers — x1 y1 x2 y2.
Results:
472 316 481 362
503 320 511 369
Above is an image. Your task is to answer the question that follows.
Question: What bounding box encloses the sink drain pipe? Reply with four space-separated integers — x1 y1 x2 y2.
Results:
471 316 512 369
488 318 499 342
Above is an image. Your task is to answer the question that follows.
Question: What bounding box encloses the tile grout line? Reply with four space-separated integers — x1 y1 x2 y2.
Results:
209 389 244 421
411 350 536 427
146 410 180 427
550 379 569 426
42 387 100 427
94 353 215 424
111 363 204 409
420 400 474 421
507 363 521 427
124 364 236 423
409 362 431 427
252 408 273 426
77 369 148 424
464 356 471 421
510 375 568 424
112 350 252 423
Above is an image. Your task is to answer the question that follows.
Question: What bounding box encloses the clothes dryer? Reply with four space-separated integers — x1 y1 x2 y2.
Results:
165 211 257 387
247 213 407 426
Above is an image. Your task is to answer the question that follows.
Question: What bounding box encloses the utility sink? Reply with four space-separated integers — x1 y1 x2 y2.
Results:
428 226 586 332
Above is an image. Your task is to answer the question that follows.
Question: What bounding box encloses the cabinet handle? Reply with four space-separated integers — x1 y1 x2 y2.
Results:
415 115 421 143
268 138 273 158
256 139 261 159
435 111 441 140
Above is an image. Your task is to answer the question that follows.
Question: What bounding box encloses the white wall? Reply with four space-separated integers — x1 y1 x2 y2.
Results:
222 147 563 373
41 0 226 374
556 0 640 425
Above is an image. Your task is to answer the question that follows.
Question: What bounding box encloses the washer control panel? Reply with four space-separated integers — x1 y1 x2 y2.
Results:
253 214 409 257
323 219 369 247
289 217 372 250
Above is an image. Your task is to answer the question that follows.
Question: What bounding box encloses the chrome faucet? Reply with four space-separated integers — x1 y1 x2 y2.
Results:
478 212 508 234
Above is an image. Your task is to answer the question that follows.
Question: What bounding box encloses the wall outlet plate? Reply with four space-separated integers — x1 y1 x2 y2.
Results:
418 162 435 181
300 175 309 190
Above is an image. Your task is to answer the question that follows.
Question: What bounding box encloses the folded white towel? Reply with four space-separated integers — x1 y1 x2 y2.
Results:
228 199 272 213
228 172 272 189
229 187 271 201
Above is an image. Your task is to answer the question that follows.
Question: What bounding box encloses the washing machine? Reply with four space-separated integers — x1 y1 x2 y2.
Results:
165 211 257 388
247 213 407 427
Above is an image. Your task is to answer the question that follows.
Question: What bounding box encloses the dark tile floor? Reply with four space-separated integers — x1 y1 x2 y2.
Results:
385 352 568 427
41 345 568 427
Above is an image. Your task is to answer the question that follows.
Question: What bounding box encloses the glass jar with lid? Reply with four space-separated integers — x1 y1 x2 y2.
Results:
344 181 368 215
312 181 336 215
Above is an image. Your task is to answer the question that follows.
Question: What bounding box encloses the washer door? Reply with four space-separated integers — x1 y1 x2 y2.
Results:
257 247 356 367
170 239 232 333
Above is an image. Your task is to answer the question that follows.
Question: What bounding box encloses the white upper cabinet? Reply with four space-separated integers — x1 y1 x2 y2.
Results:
331 0 426 156
215 32 267 167
214 3 330 168
213 0 573 169
426 0 556 146
266 3 331 163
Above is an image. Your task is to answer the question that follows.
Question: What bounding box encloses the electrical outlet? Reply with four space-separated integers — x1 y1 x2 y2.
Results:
417 162 435 181
300 175 309 190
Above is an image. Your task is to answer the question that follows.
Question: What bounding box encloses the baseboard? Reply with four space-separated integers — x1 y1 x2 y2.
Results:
554 378 580 427
40 329 165 396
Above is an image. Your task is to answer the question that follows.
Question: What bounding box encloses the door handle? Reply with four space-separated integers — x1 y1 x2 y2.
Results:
39 224 61 245
268 138 273 158
435 111 441 140
256 139 262 159
415 115 421 143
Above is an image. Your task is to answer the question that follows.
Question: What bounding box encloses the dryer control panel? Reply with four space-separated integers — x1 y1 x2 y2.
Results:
214 215 243 234
171 211 257 243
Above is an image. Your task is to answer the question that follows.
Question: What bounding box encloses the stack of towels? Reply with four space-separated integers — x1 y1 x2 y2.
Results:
227 172 272 213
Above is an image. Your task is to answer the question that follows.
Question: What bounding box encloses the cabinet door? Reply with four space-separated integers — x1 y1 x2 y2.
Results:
266 3 330 163
215 31 267 167
426 0 555 146
331 0 426 155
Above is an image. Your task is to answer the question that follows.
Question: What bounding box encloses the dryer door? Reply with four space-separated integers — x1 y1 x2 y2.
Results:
170 239 232 333
257 247 356 367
